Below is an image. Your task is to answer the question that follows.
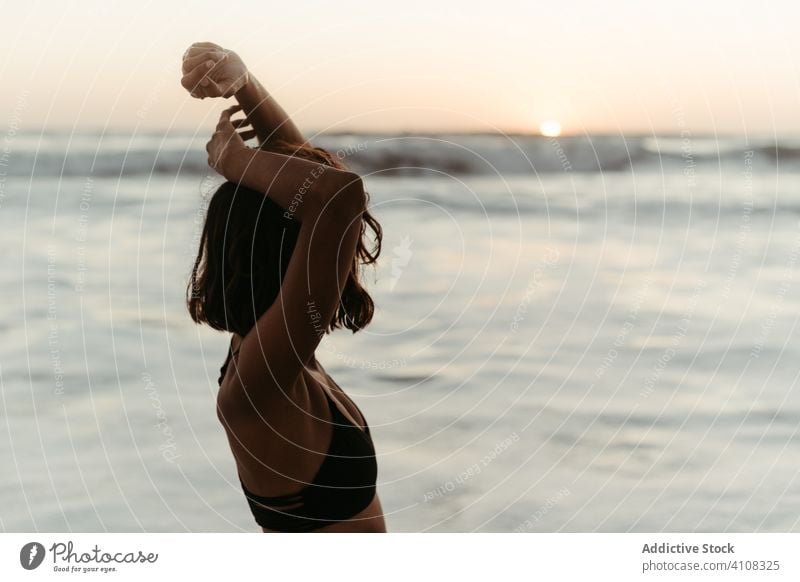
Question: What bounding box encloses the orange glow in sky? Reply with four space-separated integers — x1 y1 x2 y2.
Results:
2 0 799 134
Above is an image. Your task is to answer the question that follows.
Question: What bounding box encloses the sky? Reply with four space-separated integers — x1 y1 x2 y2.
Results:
1 0 799 135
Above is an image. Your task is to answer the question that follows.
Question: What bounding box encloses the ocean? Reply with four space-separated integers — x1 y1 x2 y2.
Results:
2 131 799 531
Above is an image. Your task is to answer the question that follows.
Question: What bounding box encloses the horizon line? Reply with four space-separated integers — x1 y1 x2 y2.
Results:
12 127 800 139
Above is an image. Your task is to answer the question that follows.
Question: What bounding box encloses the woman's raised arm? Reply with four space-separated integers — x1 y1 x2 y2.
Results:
208 106 360 222
208 107 365 407
181 42 305 146
233 75 306 147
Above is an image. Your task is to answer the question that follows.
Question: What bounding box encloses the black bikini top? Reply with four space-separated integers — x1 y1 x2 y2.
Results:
218 344 378 532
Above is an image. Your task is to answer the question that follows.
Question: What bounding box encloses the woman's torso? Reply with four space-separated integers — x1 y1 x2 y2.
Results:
217 337 386 532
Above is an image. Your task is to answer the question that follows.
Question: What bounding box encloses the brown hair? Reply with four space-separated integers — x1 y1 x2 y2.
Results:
187 139 382 338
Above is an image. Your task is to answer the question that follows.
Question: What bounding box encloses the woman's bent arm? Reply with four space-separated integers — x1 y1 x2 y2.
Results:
229 181 365 406
209 107 366 407
235 76 305 147
211 107 360 223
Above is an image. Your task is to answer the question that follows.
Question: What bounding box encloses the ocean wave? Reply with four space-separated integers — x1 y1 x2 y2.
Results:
4 132 798 177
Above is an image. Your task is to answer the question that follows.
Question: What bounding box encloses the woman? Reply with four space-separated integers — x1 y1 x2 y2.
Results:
181 42 386 532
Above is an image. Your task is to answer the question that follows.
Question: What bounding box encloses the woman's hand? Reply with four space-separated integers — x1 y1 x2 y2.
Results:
206 105 258 179
181 42 250 99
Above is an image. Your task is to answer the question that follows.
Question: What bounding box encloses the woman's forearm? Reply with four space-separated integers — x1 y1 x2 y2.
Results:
235 76 305 146
224 146 362 222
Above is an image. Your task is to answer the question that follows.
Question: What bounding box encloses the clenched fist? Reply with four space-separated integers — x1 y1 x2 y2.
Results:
181 42 250 99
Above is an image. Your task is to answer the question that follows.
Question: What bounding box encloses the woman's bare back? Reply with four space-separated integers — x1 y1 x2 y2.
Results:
217 335 385 532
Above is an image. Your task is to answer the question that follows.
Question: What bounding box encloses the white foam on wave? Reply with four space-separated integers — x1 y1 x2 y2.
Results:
5 132 798 178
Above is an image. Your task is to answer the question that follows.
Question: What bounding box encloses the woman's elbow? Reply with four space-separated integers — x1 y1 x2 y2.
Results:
329 172 367 218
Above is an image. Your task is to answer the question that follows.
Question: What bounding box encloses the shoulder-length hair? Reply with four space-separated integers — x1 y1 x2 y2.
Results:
187 139 382 338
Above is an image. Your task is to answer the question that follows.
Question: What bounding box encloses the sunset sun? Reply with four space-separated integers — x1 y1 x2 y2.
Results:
539 119 562 137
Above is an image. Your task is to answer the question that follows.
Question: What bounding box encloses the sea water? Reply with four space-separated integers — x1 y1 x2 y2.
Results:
1 132 799 531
